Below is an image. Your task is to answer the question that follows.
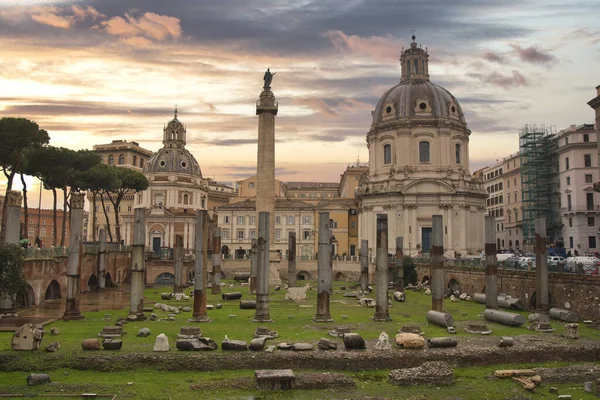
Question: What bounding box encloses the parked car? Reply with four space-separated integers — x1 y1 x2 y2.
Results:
518 256 535 269
547 256 566 267
565 256 600 274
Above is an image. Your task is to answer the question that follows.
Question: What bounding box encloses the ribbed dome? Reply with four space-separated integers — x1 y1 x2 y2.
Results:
372 79 466 125
144 147 202 177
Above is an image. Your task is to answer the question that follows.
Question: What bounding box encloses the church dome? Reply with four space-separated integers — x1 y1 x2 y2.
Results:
144 108 203 177
371 36 466 127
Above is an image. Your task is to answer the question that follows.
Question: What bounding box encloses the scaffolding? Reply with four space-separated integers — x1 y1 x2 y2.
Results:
519 124 561 248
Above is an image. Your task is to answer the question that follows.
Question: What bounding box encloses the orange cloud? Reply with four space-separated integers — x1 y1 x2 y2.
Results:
97 12 182 43
71 6 105 21
31 11 73 29
324 30 400 61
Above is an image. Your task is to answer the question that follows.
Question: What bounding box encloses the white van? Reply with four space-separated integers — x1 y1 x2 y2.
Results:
565 256 600 274
496 253 517 262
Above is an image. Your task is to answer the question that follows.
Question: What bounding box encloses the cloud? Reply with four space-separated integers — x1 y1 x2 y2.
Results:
483 51 506 64
71 5 105 21
291 97 337 117
96 12 182 44
324 30 400 61
510 44 557 66
31 9 73 29
567 28 600 45
469 70 528 89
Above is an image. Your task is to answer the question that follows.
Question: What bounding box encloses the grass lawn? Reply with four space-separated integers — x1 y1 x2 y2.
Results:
1 280 599 399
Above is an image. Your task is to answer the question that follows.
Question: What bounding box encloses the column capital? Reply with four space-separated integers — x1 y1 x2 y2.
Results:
7 190 22 207
71 192 86 209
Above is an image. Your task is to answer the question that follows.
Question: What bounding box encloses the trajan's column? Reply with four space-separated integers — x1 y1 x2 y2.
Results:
256 68 281 284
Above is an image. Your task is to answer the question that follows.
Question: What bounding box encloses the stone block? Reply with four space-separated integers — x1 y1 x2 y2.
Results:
255 369 295 390
11 324 44 351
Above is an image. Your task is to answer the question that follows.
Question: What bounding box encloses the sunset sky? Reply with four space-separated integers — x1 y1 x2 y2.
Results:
1 0 599 206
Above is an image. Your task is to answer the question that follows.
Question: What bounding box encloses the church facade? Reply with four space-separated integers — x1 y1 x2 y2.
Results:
358 37 487 257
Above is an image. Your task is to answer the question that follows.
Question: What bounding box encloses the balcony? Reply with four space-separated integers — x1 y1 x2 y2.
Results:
561 205 600 214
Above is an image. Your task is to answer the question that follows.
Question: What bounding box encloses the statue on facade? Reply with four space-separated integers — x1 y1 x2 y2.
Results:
263 68 276 89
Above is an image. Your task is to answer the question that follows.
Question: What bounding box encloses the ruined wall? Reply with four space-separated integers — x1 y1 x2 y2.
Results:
416 264 600 320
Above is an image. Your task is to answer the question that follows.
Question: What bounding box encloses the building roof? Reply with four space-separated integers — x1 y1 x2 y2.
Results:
218 198 314 211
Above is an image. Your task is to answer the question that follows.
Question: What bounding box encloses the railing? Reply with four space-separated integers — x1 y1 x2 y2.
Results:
561 205 600 213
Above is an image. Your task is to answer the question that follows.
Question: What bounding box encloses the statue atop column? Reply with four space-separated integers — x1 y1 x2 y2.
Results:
263 68 276 89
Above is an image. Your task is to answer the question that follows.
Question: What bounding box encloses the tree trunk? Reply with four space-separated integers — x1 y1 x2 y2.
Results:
100 193 114 243
52 188 57 247
60 187 68 247
107 191 125 244
91 192 97 243
21 174 28 241
0 169 17 243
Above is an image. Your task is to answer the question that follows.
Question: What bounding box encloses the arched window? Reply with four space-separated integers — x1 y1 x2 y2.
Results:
154 193 163 206
406 60 411 79
515 240 520 249
419 141 430 163
133 155 137 167
140 158 144 168
108 155 114 165
383 144 392 165
118 154 125 165
413 59 418 74
455 143 462 164
183 193 189 205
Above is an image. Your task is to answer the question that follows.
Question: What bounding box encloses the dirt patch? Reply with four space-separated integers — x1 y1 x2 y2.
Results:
295 372 355 389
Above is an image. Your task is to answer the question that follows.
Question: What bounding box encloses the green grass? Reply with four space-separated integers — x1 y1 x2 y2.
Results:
1 281 600 399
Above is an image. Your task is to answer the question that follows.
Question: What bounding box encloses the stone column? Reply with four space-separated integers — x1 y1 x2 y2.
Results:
535 217 549 312
63 192 85 320
253 211 271 322
128 208 146 320
359 239 369 290
395 236 404 290
288 231 297 287
484 216 498 309
373 214 391 321
4 190 21 244
256 85 281 285
0 191 21 314
430 215 444 312
98 229 107 290
250 238 257 294
190 210 210 322
314 212 333 322
211 227 222 294
173 235 184 293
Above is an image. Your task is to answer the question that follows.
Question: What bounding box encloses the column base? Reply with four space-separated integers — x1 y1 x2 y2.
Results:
62 311 84 321
252 317 272 323
312 315 334 322
127 312 147 321
372 314 392 322
189 315 212 323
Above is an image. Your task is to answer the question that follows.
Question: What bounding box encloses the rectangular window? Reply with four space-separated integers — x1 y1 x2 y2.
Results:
589 236 597 249
128 206 132 212
351 221 356 228
237 230 244 239
224 216 230 224
302 216 311 224
383 144 392 165
51 229 54 237
566 176 571 186
331 220 338 229
275 216 281 224
507 180 510 189
565 137 569 145
588 217 595 226
28 227 34 236
586 174 593 183
584 133 590 142
565 157 570 170
568 195 572 211
569 218 572 227
287 216 295 225
275 230 281 240
250 230 256 239
237 216 245 224
303 230 311 240
40 228 46 237
249 216 256 225
222 229 230 239
569 236 573 248
455 143 461 164
514 193 517 202
587 193 595 210
585 154 592 168
248 182 255 188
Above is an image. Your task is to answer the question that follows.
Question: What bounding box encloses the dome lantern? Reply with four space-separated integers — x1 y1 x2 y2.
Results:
400 35 429 82
163 106 187 149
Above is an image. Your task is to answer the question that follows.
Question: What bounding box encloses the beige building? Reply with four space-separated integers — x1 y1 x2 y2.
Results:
358 36 487 257
235 175 286 200
124 109 210 253
87 140 153 242
286 181 339 202
339 164 369 199
502 152 524 251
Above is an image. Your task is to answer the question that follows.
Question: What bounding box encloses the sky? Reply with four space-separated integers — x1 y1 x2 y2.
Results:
1 0 599 207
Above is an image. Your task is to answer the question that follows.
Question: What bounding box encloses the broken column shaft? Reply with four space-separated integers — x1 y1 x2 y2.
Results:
314 212 333 322
430 215 444 312
359 239 369 291
288 231 297 287
250 238 257 294
212 227 222 294
373 214 391 321
173 235 184 293
98 229 107 290
484 215 498 309
129 208 146 320
535 217 549 312
395 236 404 291
63 192 85 320
190 210 210 322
